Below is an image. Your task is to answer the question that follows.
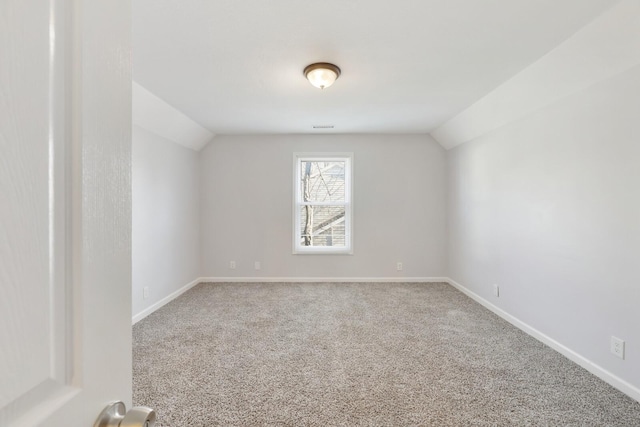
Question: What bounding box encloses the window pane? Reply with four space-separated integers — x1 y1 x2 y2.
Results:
299 205 346 247
299 161 345 203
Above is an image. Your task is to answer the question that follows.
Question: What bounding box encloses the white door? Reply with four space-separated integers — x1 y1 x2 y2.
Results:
1 1 136 426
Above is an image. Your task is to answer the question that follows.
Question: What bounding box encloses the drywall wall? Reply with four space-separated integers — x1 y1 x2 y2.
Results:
200 134 447 279
447 64 640 395
132 125 201 319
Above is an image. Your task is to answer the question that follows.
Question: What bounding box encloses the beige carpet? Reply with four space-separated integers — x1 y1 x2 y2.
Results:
133 282 640 426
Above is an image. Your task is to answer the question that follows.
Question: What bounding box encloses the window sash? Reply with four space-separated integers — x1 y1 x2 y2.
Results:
298 160 346 203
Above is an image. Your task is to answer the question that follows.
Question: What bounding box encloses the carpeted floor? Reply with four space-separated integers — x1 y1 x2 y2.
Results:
133 282 640 426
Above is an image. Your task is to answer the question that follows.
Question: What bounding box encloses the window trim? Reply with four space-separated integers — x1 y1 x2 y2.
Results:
292 152 353 255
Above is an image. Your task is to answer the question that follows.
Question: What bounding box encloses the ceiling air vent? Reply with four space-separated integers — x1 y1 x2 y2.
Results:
312 125 334 129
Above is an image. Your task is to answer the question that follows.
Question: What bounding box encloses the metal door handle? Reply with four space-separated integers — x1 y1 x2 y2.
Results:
94 401 156 427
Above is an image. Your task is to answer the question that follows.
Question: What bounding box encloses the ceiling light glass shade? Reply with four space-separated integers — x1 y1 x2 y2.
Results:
304 63 341 89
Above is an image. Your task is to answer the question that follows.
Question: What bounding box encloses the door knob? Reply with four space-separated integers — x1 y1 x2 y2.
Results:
94 401 156 427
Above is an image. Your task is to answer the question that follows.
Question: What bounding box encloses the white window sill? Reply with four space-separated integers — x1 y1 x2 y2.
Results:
293 248 353 255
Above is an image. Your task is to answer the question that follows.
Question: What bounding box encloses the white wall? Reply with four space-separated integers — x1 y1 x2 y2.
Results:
446 64 640 393
200 134 447 279
132 125 201 318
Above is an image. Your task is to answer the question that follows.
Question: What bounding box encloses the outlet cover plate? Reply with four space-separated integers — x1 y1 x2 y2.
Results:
611 336 625 359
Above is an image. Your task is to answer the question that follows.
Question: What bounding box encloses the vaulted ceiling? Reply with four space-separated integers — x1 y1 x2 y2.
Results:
133 0 615 136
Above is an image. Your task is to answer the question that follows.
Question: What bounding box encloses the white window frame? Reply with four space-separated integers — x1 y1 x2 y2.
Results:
293 152 353 254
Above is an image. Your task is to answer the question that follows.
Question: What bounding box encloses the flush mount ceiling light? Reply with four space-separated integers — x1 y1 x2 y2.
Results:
304 62 341 90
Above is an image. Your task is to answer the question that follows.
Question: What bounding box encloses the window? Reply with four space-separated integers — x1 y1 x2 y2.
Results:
293 153 353 254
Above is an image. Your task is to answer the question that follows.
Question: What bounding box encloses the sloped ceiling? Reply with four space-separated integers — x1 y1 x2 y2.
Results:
133 82 215 151
133 0 616 142
433 0 640 149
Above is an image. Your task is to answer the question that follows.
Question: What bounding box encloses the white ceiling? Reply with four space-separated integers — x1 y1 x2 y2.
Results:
133 0 616 136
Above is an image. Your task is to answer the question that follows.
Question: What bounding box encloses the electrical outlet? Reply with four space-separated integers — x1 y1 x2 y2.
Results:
254 261 261 270
396 262 403 271
611 336 625 359
492 284 499 297
229 261 236 269
143 286 149 299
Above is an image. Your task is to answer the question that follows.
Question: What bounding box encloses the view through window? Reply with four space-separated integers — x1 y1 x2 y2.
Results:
293 154 352 254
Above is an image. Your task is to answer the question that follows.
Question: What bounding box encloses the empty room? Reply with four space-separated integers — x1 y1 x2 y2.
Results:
2 0 639 426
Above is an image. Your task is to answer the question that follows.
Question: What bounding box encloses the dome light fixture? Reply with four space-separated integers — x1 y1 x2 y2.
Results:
304 62 341 90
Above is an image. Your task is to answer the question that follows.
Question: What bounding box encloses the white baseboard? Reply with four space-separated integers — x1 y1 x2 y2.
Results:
446 277 640 403
132 277 201 324
199 276 449 283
